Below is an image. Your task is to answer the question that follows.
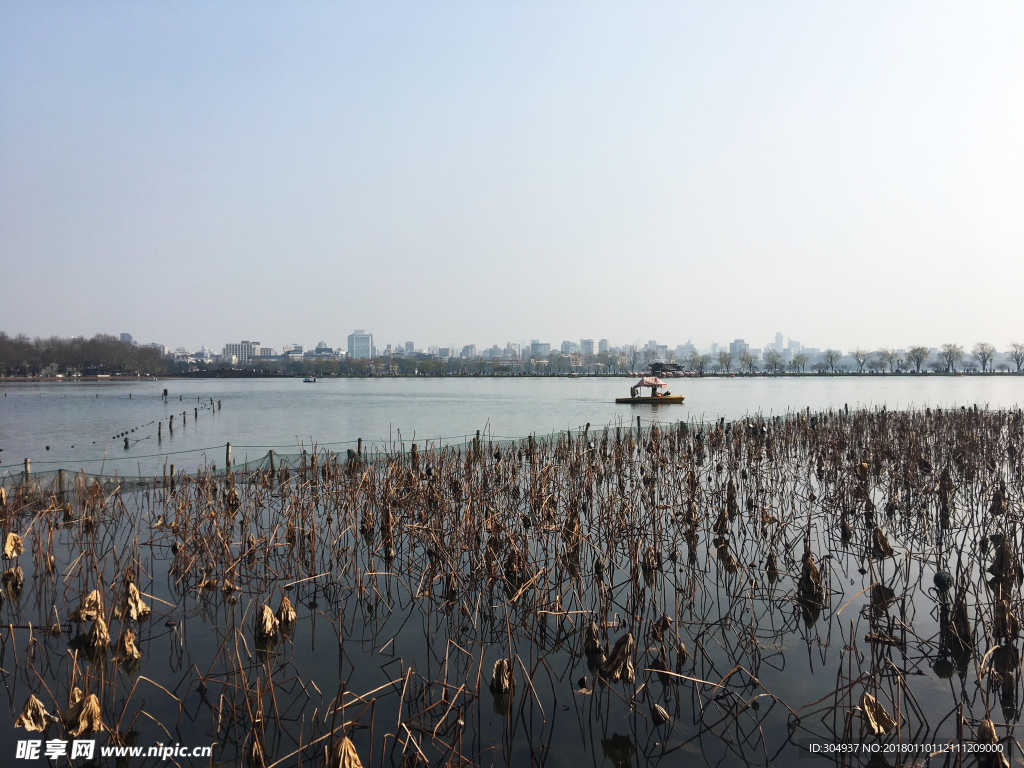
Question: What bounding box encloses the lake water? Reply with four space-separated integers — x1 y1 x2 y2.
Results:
2 375 1022 478
1 406 1018 767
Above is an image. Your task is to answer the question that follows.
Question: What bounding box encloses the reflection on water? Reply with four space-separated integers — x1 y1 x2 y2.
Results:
1 406 1022 767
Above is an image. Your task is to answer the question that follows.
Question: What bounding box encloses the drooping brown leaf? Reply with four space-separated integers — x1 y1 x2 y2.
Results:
584 622 602 656
601 632 635 683
1 565 24 600
651 703 670 726
113 582 150 622
63 691 102 737
276 595 297 626
977 717 1010 768
872 527 895 559
798 552 824 606
255 604 279 640
490 658 514 693
71 589 103 623
650 614 672 642
995 598 1020 639
87 617 110 653
3 531 24 559
870 583 897 611
14 694 55 732
860 691 896 736
326 736 363 768
114 628 142 662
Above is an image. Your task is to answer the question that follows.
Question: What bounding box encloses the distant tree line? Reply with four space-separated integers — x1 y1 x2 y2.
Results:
0 333 169 376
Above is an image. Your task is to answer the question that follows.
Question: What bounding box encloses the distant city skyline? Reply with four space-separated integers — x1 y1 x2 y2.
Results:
98 327 1022 372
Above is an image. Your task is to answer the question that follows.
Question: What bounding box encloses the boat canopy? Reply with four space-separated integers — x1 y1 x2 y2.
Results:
634 377 666 388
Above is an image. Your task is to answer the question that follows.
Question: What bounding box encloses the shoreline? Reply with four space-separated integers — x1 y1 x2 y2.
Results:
2 370 1021 383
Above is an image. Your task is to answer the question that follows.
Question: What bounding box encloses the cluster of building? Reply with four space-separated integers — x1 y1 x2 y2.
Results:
119 330 1019 373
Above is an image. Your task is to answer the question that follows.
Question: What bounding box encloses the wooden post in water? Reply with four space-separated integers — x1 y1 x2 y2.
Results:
226 442 232 470
636 415 641 434
163 388 168 398
411 443 418 473
24 458 30 483
158 422 162 441
170 465 175 491
357 438 363 456
58 469 66 503
124 437 129 450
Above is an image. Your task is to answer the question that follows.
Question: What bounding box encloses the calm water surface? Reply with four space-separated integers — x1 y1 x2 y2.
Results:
1 375 1021 476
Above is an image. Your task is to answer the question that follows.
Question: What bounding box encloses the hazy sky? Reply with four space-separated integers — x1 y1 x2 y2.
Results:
2 2 1022 353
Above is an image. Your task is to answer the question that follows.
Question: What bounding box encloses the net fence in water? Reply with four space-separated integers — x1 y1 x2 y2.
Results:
0 415 712 494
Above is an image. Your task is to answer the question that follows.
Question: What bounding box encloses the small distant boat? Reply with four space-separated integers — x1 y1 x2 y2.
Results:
303 376 316 383
615 376 684 405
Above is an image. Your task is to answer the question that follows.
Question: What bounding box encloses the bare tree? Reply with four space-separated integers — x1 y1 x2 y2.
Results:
739 350 757 374
850 348 869 373
824 349 842 374
692 354 711 375
717 350 733 374
763 348 784 374
1009 342 1024 373
971 342 995 373
906 345 929 373
627 346 640 372
791 352 808 373
878 348 898 373
939 343 963 372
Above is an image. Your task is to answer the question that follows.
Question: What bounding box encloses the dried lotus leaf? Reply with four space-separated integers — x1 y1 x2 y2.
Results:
63 692 102 737
3 532 24 559
860 691 896 736
276 595 297 626
327 736 363 768
14 695 55 732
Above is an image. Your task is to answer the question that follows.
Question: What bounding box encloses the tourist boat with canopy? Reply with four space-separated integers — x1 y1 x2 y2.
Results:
615 376 684 404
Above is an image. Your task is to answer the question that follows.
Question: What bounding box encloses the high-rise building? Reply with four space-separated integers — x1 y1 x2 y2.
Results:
223 341 261 364
120 333 133 344
729 339 748 356
405 342 414 355
462 344 477 358
774 332 784 353
347 330 373 359
505 342 520 358
676 341 696 358
560 340 580 354
531 341 550 357
580 339 597 355
598 339 610 353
